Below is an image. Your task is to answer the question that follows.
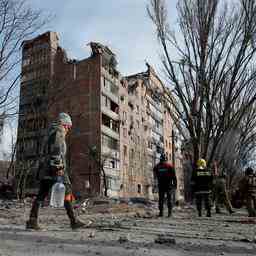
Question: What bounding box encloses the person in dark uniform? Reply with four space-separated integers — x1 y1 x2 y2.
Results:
240 167 256 217
26 113 85 230
191 158 213 217
153 153 177 217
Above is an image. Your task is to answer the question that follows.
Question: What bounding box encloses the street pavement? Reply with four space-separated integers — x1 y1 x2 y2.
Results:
0 202 255 256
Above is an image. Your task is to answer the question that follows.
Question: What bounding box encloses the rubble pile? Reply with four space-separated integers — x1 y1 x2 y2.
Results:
76 197 158 217
1 198 256 256
0 197 159 227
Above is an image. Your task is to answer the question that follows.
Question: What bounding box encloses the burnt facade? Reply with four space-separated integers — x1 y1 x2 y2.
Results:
16 32 59 190
17 31 184 198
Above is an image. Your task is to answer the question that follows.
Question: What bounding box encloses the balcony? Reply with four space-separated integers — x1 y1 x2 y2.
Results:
101 124 119 140
101 84 118 105
150 111 163 123
146 95 162 112
101 112 119 140
102 144 120 158
152 125 163 135
104 167 120 178
101 105 119 121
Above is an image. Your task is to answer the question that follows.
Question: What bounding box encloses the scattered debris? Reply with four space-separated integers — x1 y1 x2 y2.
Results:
239 238 252 243
155 234 176 245
0 201 256 255
225 218 256 224
118 235 129 243
88 231 95 238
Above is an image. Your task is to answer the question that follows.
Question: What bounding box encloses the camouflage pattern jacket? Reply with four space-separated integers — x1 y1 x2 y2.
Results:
213 176 227 195
37 122 71 184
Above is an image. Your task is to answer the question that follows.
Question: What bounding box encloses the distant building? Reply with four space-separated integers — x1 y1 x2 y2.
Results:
16 31 184 198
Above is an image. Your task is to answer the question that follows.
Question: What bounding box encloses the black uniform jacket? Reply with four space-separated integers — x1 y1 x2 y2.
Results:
191 168 213 193
153 162 177 188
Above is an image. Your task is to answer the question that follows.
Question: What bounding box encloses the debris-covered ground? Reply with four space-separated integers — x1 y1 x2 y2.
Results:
0 198 255 256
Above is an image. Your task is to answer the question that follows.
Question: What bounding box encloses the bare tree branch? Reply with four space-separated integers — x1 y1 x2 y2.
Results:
148 0 256 169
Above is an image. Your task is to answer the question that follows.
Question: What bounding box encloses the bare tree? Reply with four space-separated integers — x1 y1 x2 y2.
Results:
88 146 115 197
0 112 5 143
237 104 256 167
148 0 256 167
213 102 256 188
0 0 48 132
0 0 49 196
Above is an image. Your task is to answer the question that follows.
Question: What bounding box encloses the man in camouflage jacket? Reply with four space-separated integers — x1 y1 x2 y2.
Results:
213 173 235 215
26 113 85 230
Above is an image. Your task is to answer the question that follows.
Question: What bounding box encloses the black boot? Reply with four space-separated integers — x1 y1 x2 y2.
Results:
229 209 235 215
158 196 164 217
216 209 221 214
196 196 202 217
167 208 172 218
64 201 86 229
26 217 41 230
206 209 211 217
26 200 41 230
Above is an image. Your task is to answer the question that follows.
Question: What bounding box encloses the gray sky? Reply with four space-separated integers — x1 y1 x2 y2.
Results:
27 0 178 75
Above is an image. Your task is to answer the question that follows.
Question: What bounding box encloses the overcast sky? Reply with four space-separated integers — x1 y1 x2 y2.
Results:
27 0 178 75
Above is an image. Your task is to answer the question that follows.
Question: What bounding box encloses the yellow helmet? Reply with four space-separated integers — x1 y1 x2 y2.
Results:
197 158 206 169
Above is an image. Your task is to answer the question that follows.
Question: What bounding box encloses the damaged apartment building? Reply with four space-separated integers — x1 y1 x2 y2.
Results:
16 31 184 199
119 65 183 199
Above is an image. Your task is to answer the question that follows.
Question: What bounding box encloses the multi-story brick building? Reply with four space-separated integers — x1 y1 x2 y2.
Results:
16 31 184 199
16 32 59 191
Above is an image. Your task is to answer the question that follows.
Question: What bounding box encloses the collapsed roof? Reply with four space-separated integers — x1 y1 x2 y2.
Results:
89 42 118 69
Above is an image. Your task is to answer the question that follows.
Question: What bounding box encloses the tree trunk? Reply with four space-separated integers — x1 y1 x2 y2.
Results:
101 166 108 197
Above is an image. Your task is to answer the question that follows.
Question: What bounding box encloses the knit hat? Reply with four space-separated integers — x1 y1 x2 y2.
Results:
58 112 72 127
